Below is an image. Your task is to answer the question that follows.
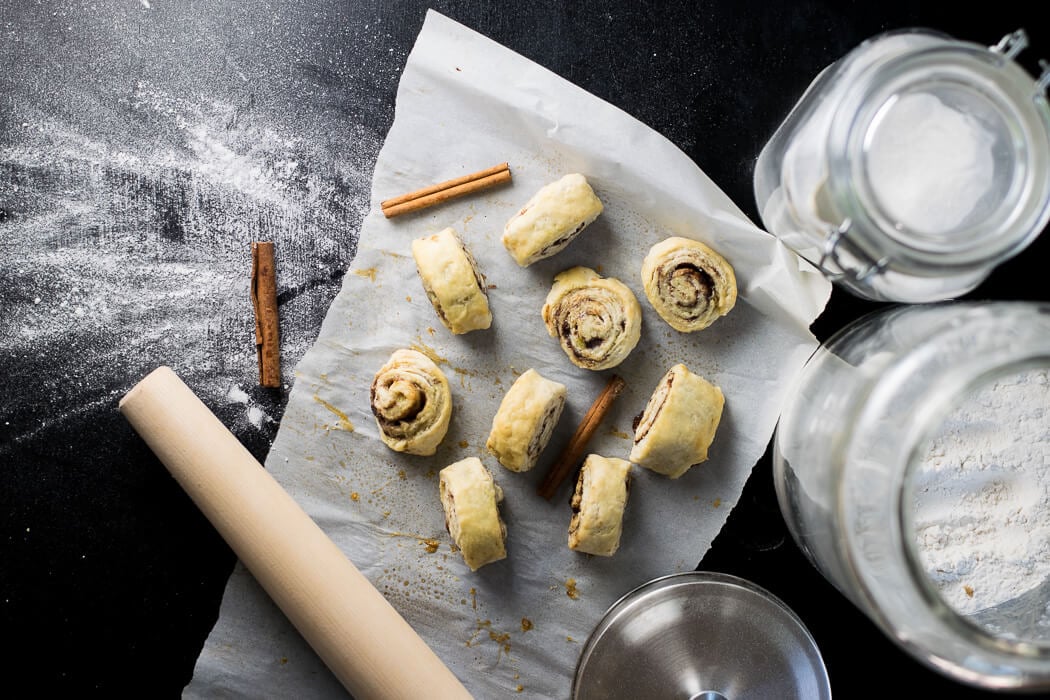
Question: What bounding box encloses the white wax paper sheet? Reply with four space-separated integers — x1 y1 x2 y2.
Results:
187 10 831 699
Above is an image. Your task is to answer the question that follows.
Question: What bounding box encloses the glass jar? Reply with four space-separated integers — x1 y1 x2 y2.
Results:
774 301 1050 690
754 29 1050 302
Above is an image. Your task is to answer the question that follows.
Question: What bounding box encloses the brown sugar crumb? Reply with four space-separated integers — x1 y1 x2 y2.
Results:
424 538 440 554
516 685 524 693
520 617 533 632
458 440 469 448
964 585 975 598
565 578 579 600
398 469 407 480
350 492 360 502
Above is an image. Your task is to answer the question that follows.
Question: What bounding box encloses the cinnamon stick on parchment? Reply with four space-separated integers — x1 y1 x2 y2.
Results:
381 163 511 218
538 375 626 500
251 241 281 388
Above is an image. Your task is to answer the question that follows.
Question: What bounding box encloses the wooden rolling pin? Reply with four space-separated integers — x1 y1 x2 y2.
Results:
119 366 472 700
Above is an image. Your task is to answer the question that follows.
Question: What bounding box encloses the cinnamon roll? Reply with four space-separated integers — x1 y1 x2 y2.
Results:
502 173 603 267
439 457 507 571
641 236 737 332
370 348 452 456
542 266 642 371
629 364 724 478
568 454 632 557
486 369 567 473
411 227 492 334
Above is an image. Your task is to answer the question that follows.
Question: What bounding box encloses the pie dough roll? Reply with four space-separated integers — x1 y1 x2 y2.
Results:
569 454 632 557
629 364 724 479
486 369 567 473
411 227 492 334
542 266 642 371
439 457 507 571
641 236 737 332
502 173 603 267
370 348 452 456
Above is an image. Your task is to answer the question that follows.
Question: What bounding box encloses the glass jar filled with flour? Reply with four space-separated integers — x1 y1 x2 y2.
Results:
775 302 1050 689
754 29 1050 301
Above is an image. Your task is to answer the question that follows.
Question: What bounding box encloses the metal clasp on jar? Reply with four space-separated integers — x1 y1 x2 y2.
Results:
990 29 1050 93
817 219 890 285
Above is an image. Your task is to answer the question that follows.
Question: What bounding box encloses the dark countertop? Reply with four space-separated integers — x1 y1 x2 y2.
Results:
2 1 1048 697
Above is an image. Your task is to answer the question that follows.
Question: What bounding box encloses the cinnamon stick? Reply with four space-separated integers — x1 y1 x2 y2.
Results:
381 163 511 218
251 241 281 388
538 375 626 501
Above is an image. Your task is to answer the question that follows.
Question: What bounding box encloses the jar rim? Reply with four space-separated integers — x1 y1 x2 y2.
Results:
826 41 1050 272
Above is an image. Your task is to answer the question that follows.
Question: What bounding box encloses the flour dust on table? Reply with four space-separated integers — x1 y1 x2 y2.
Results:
0 82 379 445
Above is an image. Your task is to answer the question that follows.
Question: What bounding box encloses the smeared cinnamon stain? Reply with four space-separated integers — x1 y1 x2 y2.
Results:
470 587 478 610
608 427 630 440
352 267 377 282
313 395 355 432
279 657 288 665
712 498 722 508
388 531 442 553
516 685 524 693
425 468 437 479
565 578 579 600
595 264 604 274
566 636 576 643
398 469 407 480
427 327 436 336
410 341 449 365
466 619 512 663
520 617 533 632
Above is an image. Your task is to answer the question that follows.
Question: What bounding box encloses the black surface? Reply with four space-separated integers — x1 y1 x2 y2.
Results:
2 1 1048 697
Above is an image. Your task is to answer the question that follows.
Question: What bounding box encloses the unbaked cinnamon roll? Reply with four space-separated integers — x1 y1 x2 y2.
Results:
486 369 566 473
568 454 632 557
502 173 603 266
630 364 724 478
370 348 452 456
641 236 737 332
542 266 642 371
412 227 492 335
439 457 507 571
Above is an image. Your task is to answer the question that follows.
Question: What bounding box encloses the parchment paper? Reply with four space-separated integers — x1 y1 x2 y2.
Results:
187 10 831 699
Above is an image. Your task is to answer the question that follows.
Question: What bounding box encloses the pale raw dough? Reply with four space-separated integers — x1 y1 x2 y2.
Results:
486 369 567 473
568 454 632 557
641 236 737 332
412 227 492 334
439 457 507 571
502 173 603 266
630 364 724 478
542 266 642 371
370 348 453 456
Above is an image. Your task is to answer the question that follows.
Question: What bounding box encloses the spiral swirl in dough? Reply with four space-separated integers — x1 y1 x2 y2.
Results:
370 348 452 456
542 266 642 371
641 236 737 332
630 363 724 479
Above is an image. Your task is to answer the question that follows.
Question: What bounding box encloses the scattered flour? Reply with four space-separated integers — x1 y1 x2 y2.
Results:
1 80 381 442
913 368 1050 616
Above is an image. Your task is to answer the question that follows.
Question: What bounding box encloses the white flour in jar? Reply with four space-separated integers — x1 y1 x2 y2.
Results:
912 367 1050 615
865 92 995 234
